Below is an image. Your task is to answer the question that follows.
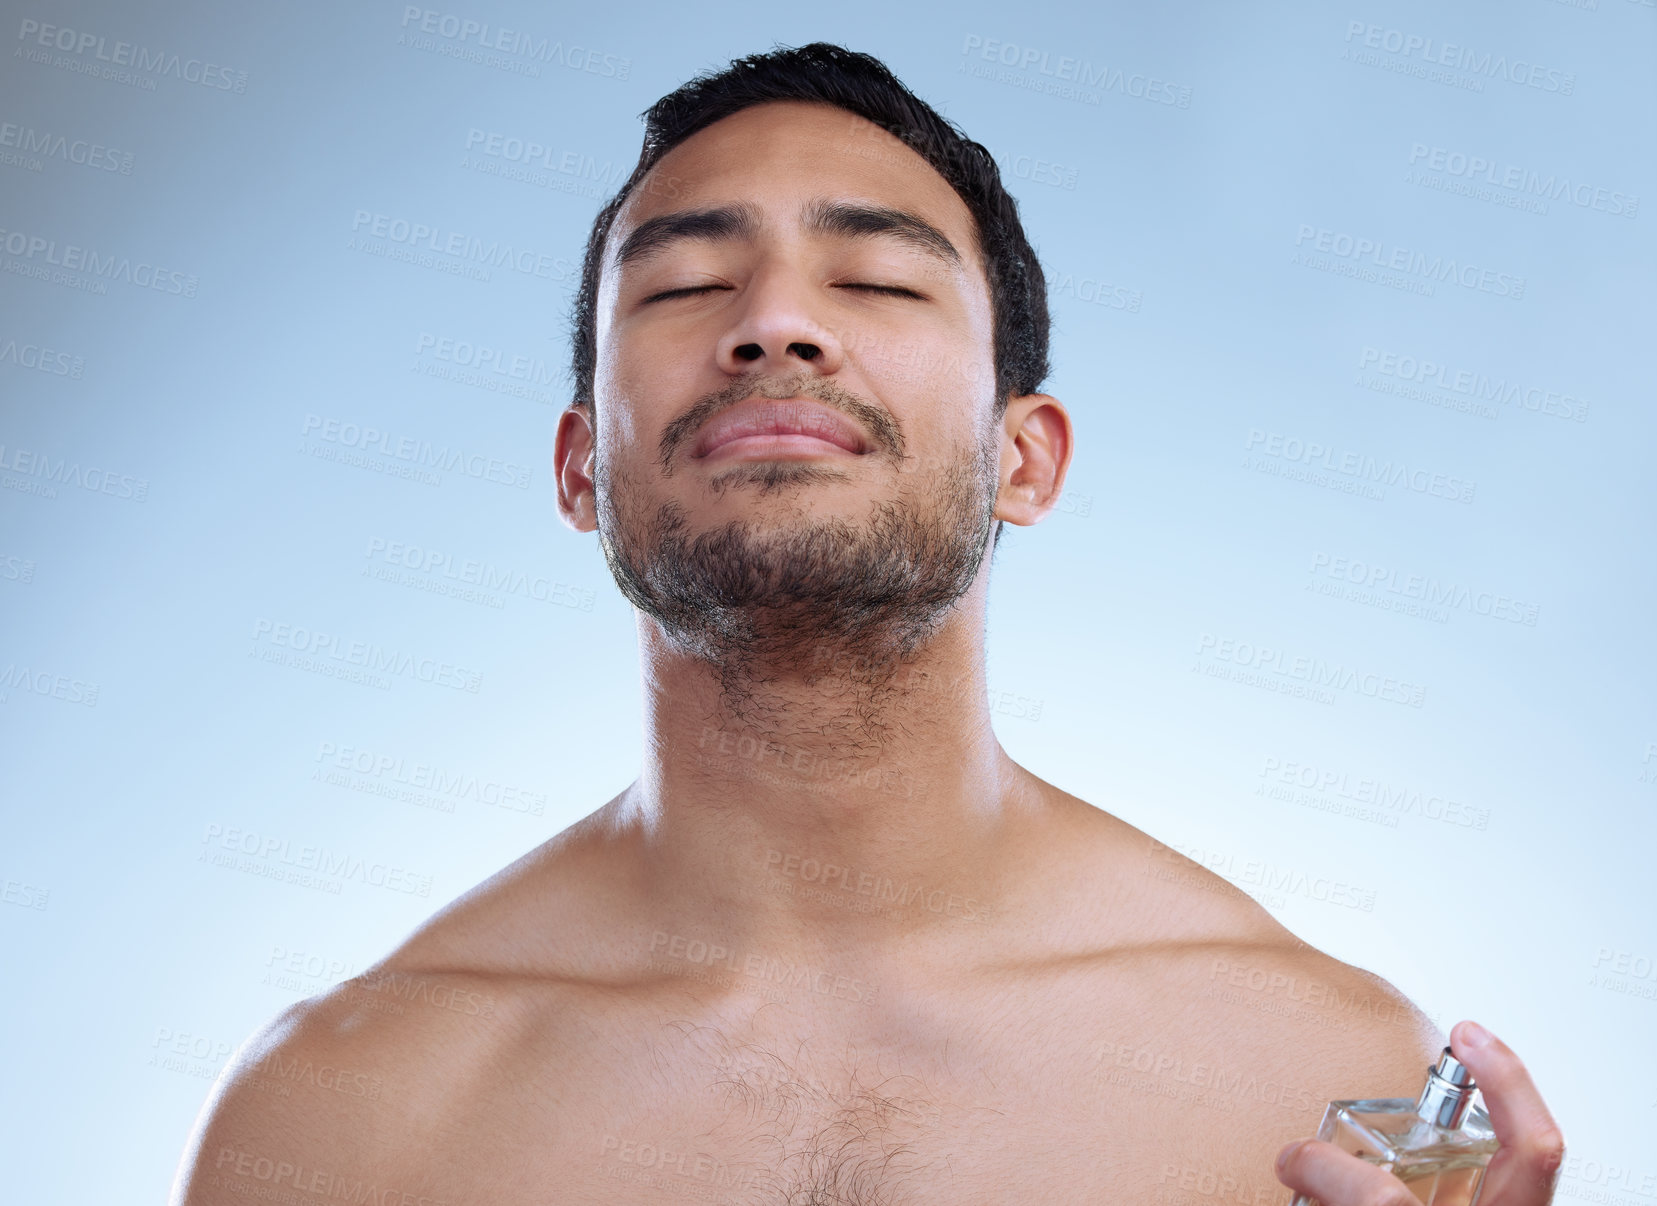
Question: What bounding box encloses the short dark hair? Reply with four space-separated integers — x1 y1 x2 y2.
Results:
566 41 1052 424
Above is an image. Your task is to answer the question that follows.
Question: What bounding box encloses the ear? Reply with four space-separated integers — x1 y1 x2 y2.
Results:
993 392 1074 526
555 403 599 533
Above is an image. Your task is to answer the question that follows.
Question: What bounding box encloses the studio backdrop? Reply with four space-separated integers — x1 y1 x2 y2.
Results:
0 0 1653 1199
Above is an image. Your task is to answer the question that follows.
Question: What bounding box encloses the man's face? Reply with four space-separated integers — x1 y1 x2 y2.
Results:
578 99 1006 689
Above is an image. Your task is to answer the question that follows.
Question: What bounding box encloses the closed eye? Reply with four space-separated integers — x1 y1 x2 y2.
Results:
839 283 927 299
640 283 925 303
641 284 730 303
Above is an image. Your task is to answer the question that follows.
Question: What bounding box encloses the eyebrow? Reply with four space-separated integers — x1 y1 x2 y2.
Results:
613 196 964 275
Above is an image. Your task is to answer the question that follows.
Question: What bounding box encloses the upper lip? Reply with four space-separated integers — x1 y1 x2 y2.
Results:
692 398 869 458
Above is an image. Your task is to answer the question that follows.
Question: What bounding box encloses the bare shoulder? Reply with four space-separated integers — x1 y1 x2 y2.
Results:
1029 777 1313 950
169 958 536 1204
1193 936 1446 1077
1038 780 1446 1147
171 810 624 1204
376 798 637 977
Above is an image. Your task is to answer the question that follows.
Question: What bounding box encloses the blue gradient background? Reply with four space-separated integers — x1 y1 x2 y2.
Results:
1 0 1653 1199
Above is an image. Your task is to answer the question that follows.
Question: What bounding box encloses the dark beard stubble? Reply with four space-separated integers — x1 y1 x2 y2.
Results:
593 436 1001 742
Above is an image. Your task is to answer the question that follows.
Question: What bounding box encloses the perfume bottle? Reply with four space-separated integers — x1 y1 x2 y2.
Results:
1289 1048 1499 1206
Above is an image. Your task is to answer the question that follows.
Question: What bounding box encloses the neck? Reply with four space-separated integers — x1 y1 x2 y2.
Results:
613 586 1045 968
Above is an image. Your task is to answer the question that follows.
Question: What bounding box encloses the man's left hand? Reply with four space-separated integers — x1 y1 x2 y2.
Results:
1274 1020 1566 1206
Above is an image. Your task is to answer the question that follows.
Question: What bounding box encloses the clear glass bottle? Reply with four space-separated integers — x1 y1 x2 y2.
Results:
1289 1048 1499 1206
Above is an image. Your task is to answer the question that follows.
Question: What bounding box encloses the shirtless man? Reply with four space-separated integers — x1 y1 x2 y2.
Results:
172 42 1564 1206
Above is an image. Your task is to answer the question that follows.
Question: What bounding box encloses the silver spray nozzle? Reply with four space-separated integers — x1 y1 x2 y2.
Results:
1416 1046 1478 1128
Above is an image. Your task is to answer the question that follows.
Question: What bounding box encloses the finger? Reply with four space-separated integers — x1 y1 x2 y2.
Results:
1276 1138 1415 1206
1450 1020 1567 1202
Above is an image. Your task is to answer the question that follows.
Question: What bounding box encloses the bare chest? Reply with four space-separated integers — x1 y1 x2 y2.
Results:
445 991 1293 1206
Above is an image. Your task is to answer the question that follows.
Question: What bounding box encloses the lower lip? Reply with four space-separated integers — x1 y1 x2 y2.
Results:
699 434 861 460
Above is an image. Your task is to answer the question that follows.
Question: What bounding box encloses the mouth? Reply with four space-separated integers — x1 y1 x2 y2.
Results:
693 398 870 460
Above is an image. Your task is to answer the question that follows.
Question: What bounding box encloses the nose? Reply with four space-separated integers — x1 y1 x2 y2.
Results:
714 267 847 379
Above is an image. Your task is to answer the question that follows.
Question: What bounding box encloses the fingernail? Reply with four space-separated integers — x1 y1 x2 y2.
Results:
1460 1020 1493 1048
1277 1141 1303 1174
